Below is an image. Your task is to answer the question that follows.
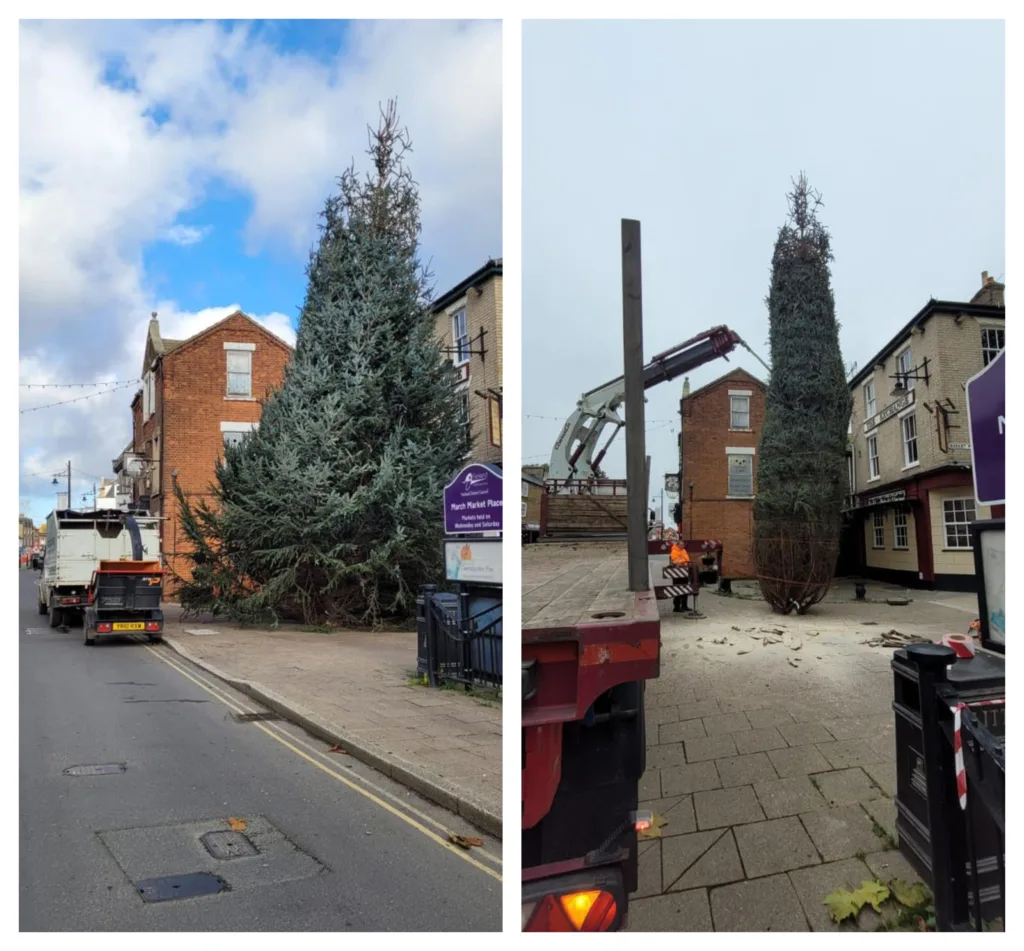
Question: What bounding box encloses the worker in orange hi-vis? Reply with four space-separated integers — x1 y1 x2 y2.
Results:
669 543 691 613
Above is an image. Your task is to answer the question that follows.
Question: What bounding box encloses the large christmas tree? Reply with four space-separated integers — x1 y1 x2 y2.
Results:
753 175 851 614
174 102 469 627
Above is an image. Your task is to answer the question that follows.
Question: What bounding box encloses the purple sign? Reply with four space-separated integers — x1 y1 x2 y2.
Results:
444 464 503 534
966 349 1005 506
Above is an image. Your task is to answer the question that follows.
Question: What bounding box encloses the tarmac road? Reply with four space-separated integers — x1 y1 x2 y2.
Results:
19 571 501 932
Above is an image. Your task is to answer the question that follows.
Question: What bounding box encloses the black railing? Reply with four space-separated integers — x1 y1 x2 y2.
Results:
896 644 1005 931
416 585 502 691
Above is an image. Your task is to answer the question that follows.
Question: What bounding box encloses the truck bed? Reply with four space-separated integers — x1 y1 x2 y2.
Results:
523 541 642 631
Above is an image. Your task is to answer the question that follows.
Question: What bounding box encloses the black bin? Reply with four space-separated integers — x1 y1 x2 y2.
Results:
892 649 1005 919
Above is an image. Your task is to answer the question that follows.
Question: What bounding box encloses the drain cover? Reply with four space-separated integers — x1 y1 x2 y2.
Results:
135 872 228 903
64 763 126 777
200 830 259 860
230 711 284 723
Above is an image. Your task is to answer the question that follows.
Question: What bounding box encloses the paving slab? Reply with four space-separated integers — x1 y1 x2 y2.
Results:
753 775 829 819
638 795 697 838
812 768 879 807
715 752 779 787
626 888 713 932
677 700 723 721
693 785 765 830
639 768 662 801
777 721 835 747
661 761 721 797
667 830 744 891
767 744 832 778
646 704 681 726
660 718 708 744
787 857 878 932
702 712 752 736
746 708 796 729
634 839 663 898
733 726 789 755
800 805 887 862
861 798 897 842
864 849 925 885
733 816 821 878
710 873 810 931
685 734 738 763
862 761 897 798
648 742 688 770
816 739 887 770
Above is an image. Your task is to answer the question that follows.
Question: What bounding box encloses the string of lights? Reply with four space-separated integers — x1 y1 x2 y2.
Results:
20 378 140 389
20 381 138 414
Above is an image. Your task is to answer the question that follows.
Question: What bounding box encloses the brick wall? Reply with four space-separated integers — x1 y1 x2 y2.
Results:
679 370 766 579
153 313 291 589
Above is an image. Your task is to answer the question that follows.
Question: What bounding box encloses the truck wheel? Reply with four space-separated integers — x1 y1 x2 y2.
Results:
84 631 95 646
48 604 63 628
38 597 47 615
147 634 163 643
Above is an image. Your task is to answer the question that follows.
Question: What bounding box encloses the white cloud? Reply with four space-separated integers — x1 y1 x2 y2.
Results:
18 19 501 520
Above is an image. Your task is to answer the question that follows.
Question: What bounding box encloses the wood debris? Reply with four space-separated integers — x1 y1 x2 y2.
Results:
861 629 929 649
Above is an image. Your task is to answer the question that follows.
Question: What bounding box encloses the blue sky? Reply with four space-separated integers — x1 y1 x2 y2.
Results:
19 19 502 525
523 19 1004 518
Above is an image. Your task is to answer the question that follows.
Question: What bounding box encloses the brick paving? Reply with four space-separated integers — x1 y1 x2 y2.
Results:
159 605 501 833
627 583 978 931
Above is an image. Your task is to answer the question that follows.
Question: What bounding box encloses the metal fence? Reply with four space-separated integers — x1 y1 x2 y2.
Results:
417 585 502 690
898 644 1005 931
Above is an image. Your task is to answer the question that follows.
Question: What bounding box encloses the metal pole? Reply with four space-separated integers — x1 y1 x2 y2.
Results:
67 461 71 511
622 218 648 592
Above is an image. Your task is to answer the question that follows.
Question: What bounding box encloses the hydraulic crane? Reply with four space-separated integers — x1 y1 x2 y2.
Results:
548 325 765 486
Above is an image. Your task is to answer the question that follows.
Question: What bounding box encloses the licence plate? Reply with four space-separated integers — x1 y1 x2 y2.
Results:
112 622 145 631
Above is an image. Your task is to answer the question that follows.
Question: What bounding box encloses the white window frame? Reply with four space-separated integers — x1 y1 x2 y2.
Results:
981 326 1004 366
901 411 919 468
893 509 909 550
942 498 976 549
863 378 876 419
224 343 254 398
866 432 880 481
896 347 914 391
220 420 257 448
872 510 885 549
728 390 752 430
455 382 471 448
725 447 755 499
142 372 151 419
451 308 469 366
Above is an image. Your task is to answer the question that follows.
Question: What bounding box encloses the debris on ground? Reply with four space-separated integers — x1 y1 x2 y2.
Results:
449 834 484 849
783 633 802 651
862 620 879 626
327 744 348 754
862 629 929 649
885 598 910 606
711 636 728 645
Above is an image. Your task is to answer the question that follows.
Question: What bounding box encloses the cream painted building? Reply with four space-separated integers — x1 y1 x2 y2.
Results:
845 272 1004 590
432 259 503 466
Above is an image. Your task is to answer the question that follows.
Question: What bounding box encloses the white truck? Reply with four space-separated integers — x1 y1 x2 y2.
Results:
37 509 161 628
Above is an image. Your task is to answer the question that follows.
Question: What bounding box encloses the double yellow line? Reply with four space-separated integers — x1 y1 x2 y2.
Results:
142 641 502 882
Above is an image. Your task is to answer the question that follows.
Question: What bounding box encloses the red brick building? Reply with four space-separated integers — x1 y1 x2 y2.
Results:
677 368 767 579
114 311 292 588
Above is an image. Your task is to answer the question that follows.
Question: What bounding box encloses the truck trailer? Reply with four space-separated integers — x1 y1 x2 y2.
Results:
37 509 161 630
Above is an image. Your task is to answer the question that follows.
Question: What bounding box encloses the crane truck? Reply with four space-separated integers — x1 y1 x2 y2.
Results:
523 322 748 931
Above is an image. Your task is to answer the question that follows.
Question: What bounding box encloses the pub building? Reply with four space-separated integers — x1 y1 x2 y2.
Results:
844 273 1004 591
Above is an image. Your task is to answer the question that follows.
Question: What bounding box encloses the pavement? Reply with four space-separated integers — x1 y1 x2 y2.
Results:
158 603 502 837
627 580 983 932
19 572 501 931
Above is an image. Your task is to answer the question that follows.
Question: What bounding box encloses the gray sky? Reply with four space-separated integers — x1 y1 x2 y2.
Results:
523 19 1004 521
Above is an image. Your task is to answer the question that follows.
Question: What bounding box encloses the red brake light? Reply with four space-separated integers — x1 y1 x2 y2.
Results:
524 890 618 932
96 622 112 633
145 621 161 632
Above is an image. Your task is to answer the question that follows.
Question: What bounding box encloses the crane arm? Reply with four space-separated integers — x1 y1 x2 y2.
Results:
548 326 742 485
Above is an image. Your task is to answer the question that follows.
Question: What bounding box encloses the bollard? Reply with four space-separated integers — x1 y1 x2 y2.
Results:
904 643 962 930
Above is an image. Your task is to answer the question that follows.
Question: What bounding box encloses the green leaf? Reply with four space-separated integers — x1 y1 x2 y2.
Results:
823 888 860 923
888 878 931 909
851 879 890 913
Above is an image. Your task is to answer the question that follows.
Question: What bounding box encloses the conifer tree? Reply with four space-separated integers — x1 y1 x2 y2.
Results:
753 174 851 614
174 102 468 627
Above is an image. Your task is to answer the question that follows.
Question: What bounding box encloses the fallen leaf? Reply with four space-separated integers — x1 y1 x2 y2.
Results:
851 879 890 913
227 817 247 832
888 879 931 909
328 744 348 754
823 888 860 923
449 834 484 849
637 814 668 839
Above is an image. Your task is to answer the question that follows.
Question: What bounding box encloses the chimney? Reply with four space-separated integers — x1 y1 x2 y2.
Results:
970 271 1004 308
682 376 691 398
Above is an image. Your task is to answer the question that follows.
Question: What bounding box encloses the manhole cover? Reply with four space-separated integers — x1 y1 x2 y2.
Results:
64 763 126 777
135 872 228 903
200 830 259 860
230 711 284 723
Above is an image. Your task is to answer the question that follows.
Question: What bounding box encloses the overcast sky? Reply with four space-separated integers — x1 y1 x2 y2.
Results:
523 19 1004 521
19 19 501 524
